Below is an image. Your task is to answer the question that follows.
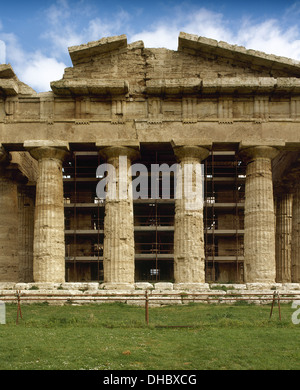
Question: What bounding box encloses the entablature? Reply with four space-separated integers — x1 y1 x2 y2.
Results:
1 90 300 125
50 79 129 96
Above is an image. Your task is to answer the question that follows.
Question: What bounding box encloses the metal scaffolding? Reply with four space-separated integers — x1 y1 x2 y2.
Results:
63 145 246 283
204 148 245 283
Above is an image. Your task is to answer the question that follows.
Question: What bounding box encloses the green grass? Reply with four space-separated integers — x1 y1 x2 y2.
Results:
0 302 300 370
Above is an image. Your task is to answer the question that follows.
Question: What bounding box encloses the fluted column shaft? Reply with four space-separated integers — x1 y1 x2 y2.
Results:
275 191 292 282
0 148 19 281
100 146 139 285
173 146 209 284
240 146 278 283
292 183 300 282
29 146 68 283
18 186 35 282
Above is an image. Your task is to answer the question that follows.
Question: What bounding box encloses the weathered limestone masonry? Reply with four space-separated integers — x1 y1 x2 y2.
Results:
98 142 140 289
0 147 19 281
24 141 69 283
2 32 300 292
173 144 209 285
275 188 293 282
0 145 37 282
292 180 300 282
240 146 279 283
273 153 300 283
1 281 300 307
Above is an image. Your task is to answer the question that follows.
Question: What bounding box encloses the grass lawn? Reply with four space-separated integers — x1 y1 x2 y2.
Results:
0 301 300 370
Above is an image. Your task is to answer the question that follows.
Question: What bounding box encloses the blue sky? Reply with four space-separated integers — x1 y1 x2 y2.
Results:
1 0 300 92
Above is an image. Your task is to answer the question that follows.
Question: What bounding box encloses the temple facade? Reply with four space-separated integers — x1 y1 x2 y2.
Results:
1 32 300 288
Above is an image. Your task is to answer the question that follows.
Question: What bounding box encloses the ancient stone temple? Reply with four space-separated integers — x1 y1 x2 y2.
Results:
1 32 300 288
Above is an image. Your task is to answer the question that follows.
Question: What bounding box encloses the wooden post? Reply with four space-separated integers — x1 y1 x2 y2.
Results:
278 293 281 321
145 290 149 325
269 291 281 321
16 290 22 325
270 291 275 319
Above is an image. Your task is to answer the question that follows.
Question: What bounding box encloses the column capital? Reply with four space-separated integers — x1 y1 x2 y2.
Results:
173 145 210 162
239 145 279 163
99 145 140 162
274 181 294 196
0 146 28 183
24 141 69 162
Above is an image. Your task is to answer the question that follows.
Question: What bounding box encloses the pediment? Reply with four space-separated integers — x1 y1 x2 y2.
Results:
178 32 300 78
50 33 300 97
0 64 36 96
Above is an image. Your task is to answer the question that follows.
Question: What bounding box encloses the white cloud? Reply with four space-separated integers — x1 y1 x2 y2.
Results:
20 53 66 92
129 7 234 50
129 7 300 62
0 31 66 92
235 19 300 60
181 8 234 43
41 1 131 58
46 0 71 25
0 32 26 65
130 26 178 50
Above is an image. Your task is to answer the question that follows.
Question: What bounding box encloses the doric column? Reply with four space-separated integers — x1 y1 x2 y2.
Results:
99 146 139 287
275 188 292 282
172 145 209 284
0 147 19 282
18 185 35 282
240 146 279 283
25 142 69 283
292 181 300 282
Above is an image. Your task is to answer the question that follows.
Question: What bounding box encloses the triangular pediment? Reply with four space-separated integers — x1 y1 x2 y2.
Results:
178 32 300 77
68 35 128 65
50 33 300 97
0 64 36 96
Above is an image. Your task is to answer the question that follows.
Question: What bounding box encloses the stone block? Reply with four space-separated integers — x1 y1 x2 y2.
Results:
86 283 99 291
26 282 60 290
209 283 247 290
246 283 273 290
154 282 173 290
134 282 154 290
101 283 135 290
0 282 16 290
173 283 210 291
282 283 300 290
61 282 88 290
230 284 247 290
